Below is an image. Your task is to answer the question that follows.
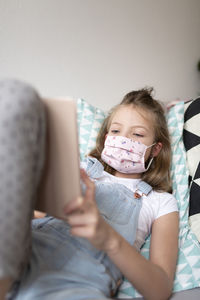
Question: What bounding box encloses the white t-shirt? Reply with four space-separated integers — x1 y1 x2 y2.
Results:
92 170 178 251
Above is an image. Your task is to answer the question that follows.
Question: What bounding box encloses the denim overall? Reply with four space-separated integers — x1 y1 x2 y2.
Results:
13 157 152 300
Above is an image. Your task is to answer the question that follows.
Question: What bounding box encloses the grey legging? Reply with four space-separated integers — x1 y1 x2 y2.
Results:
0 78 46 282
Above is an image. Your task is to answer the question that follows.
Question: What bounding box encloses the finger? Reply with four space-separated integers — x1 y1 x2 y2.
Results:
63 196 83 214
80 168 93 187
80 169 95 200
67 212 97 227
70 225 96 239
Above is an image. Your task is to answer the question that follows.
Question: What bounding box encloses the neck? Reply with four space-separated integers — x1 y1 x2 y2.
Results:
114 171 142 179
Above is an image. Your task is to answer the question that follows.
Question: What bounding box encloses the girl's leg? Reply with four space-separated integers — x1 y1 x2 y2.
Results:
0 79 46 299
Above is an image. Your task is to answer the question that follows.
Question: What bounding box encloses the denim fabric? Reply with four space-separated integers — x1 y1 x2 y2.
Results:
13 157 145 300
85 157 143 245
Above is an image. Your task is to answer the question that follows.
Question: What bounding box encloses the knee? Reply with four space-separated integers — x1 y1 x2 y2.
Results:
0 78 45 118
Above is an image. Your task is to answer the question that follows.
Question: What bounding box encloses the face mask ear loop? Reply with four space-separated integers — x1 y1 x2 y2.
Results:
144 142 156 171
148 142 157 148
145 157 154 171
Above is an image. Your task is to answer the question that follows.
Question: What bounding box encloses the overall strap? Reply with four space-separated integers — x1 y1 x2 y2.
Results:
134 181 152 199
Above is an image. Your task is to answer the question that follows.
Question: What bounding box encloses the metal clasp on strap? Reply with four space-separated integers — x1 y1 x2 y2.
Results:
134 190 143 199
134 181 152 199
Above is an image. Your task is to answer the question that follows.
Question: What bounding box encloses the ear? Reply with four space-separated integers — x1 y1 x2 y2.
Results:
105 133 108 140
152 142 162 157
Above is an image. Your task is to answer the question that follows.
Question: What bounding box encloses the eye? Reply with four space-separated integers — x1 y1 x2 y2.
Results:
133 133 144 137
111 130 120 134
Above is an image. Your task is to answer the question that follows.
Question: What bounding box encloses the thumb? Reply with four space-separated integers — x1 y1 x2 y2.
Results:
63 196 83 214
80 168 95 201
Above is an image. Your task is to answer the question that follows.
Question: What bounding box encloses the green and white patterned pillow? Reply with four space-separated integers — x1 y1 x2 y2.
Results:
76 99 200 297
77 98 106 161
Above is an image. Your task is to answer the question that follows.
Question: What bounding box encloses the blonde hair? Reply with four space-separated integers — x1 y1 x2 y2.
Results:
89 88 172 192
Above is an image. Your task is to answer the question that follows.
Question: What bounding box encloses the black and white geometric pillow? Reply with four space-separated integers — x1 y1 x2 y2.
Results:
183 97 200 242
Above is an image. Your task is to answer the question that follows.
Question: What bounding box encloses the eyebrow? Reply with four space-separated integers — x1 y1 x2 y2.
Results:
111 122 148 131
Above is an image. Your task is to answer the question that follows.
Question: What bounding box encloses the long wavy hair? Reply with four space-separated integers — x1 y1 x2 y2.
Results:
88 88 172 192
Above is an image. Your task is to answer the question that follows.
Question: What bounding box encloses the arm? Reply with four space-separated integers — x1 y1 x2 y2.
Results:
106 211 179 300
65 170 179 300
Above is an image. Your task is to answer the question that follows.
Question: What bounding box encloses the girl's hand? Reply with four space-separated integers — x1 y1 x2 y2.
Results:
63 169 115 251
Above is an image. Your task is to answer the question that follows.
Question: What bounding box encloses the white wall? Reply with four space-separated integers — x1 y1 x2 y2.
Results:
0 0 200 110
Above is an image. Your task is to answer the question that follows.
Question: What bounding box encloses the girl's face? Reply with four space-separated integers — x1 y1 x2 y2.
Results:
107 105 157 164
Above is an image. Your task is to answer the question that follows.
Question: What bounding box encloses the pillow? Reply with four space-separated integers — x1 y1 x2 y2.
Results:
183 97 200 242
77 98 106 161
76 99 200 298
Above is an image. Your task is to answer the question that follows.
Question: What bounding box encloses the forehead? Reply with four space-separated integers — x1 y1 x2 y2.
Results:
111 105 154 129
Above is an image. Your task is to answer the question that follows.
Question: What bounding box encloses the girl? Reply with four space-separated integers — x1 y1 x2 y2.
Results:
0 79 179 300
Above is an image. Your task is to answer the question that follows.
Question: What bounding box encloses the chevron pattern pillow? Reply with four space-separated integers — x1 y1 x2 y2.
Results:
77 98 106 161
183 97 200 242
76 99 200 298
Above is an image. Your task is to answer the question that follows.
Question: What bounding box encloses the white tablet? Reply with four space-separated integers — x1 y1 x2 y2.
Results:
35 98 81 220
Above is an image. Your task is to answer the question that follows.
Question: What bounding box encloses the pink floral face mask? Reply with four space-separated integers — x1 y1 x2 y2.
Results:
101 135 155 174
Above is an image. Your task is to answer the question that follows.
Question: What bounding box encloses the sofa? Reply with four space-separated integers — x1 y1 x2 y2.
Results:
76 96 200 299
